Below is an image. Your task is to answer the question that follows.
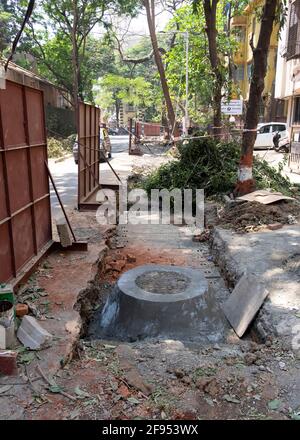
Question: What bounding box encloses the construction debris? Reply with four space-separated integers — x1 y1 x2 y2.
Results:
0 350 18 376
5 322 15 348
217 200 300 232
237 190 294 205
0 322 15 350
56 218 73 247
17 316 53 350
222 273 269 337
15 303 29 318
0 326 5 350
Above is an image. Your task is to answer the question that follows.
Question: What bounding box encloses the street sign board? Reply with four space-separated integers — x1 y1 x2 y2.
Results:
221 99 243 115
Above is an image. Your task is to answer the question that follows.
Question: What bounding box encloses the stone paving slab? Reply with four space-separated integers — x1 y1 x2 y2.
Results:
222 273 269 337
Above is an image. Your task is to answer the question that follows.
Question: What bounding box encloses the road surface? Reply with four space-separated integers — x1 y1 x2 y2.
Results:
254 149 300 185
49 135 129 219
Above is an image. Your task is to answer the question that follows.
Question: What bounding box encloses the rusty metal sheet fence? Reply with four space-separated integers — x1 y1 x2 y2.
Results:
78 102 101 209
135 121 168 142
0 80 52 283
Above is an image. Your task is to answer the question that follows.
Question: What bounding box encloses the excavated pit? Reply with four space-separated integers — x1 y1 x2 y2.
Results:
88 264 230 342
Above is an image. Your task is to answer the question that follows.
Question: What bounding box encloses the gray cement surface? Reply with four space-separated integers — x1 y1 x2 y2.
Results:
211 225 300 350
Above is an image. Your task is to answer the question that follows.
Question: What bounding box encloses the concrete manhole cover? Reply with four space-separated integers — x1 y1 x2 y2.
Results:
89 264 229 342
135 270 190 294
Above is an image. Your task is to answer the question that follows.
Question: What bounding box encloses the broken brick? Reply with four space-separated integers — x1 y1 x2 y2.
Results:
267 223 283 231
15 303 29 318
0 350 18 376
126 254 136 263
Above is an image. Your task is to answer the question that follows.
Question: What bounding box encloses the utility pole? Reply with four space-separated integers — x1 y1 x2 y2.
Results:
184 31 189 135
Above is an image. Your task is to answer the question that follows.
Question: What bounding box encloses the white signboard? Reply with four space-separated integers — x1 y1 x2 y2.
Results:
221 100 243 115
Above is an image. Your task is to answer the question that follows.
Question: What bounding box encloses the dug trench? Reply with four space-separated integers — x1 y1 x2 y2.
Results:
47 212 299 420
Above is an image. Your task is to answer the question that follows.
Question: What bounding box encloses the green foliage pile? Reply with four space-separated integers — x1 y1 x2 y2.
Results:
143 138 293 197
47 134 75 158
47 138 64 158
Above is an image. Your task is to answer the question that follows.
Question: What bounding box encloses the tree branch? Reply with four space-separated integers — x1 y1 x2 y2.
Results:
28 23 73 94
115 34 165 64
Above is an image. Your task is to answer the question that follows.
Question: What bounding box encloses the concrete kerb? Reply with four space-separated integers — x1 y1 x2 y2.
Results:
210 225 300 350
54 153 73 163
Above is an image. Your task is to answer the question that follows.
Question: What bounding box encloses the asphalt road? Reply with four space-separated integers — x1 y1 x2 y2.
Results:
49 135 129 219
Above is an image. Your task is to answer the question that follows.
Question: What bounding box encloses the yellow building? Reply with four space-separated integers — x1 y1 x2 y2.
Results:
119 102 136 128
231 0 287 122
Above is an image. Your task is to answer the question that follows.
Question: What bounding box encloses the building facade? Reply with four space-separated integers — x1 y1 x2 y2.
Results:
232 0 286 122
119 102 137 128
275 0 300 141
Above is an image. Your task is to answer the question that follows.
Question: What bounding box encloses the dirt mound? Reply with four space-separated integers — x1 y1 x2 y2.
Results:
217 200 300 232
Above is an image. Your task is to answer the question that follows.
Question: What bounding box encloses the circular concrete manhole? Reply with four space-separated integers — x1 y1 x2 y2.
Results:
93 265 228 342
135 270 190 294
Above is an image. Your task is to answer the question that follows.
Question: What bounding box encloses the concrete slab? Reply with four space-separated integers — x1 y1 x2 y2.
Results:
0 325 5 349
17 316 53 350
222 273 269 337
56 218 73 247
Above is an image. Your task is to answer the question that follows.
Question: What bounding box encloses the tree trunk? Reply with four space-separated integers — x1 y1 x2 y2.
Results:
203 0 222 139
71 1 80 132
116 99 120 128
235 0 278 195
144 0 177 135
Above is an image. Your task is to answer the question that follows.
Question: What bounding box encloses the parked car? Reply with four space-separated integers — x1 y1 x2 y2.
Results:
108 128 118 136
254 122 288 149
73 133 111 165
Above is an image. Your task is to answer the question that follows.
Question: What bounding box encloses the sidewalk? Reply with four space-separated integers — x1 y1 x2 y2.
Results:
211 224 300 351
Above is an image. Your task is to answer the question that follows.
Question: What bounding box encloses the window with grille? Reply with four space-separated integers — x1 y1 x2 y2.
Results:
234 65 245 81
287 0 300 60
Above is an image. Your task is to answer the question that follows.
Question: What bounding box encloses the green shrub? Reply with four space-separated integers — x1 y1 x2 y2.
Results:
47 134 76 158
143 138 293 197
61 134 76 152
47 137 65 158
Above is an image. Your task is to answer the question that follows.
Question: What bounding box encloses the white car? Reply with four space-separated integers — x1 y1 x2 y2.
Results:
254 122 288 149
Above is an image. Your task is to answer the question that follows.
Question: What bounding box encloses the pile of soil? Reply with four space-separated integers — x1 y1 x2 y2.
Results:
217 200 300 232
